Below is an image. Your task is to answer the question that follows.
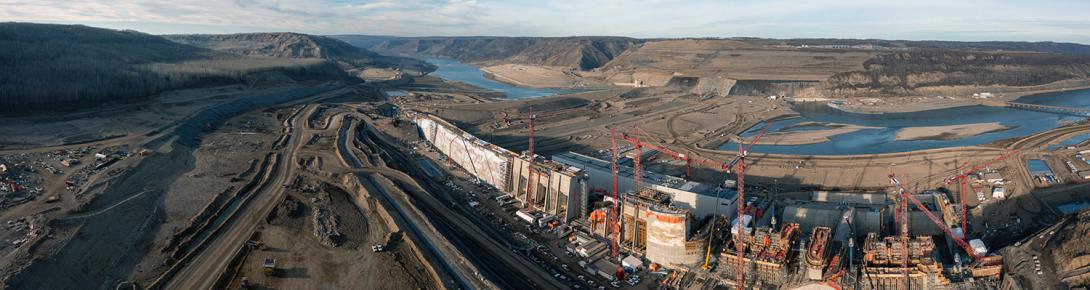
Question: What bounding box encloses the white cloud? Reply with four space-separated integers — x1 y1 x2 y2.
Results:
0 0 1087 43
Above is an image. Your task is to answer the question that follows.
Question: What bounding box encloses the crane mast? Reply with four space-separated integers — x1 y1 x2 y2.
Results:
526 107 536 210
735 142 747 288
944 150 1017 238
610 128 621 258
891 169 1002 288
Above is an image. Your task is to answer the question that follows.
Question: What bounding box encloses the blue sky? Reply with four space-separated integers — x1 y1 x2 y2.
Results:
2 0 1088 43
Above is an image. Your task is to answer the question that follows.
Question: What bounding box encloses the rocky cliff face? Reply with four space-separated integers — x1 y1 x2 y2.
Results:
337 36 641 70
825 50 1090 96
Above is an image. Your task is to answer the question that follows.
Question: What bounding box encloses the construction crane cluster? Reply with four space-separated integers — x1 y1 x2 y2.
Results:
890 167 1006 290
610 122 770 288
512 105 1008 289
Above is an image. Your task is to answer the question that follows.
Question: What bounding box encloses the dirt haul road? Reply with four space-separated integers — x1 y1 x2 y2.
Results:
4 85 344 290
346 119 568 289
160 103 326 290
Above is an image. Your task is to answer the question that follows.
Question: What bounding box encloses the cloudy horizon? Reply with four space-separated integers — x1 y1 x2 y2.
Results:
2 0 1089 44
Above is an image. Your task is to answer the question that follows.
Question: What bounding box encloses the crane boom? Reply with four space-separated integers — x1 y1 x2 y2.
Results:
944 150 1019 185
617 123 771 285
727 124 771 172
892 173 981 260
502 106 589 125
942 150 1018 242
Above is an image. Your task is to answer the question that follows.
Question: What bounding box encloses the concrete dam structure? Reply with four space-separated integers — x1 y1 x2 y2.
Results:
414 112 587 221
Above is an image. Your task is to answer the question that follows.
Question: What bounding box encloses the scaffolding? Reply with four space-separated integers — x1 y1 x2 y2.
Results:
861 233 950 290
718 223 801 288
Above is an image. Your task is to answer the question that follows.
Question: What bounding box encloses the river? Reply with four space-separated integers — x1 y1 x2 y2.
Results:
425 58 577 99
722 89 1090 155
422 58 1090 155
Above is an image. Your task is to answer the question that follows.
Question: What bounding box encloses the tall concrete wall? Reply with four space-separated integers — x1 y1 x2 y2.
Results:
655 184 732 219
812 191 890 205
416 114 586 221
553 151 733 219
510 156 587 221
783 203 937 237
416 115 511 191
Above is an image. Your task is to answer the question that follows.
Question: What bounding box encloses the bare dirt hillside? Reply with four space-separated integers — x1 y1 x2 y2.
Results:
334 35 1090 97
0 23 345 111
335 35 640 70
164 33 432 72
1048 210 1090 288
166 33 378 60
599 39 877 82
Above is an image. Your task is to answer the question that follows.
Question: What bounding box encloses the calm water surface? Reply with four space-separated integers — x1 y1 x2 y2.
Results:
425 58 578 99
722 89 1090 155
427 57 1090 155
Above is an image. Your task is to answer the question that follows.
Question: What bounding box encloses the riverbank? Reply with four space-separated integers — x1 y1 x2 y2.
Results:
424 58 580 99
895 122 1015 141
480 64 617 91
830 80 1090 114
739 122 879 145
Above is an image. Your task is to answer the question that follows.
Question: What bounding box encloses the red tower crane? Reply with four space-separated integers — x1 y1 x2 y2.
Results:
730 124 770 288
505 106 590 210
633 126 643 191
733 141 749 287
943 150 1018 234
685 123 768 290
501 106 588 126
726 125 770 174
610 128 621 258
609 125 650 258
619 128 724 179
612 123 771 278
613 125 723 258
889 173 911 290
525 107 536 210
891 171 1001 285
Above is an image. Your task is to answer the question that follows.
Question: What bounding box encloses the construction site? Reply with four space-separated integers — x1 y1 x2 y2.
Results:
3 23 1090 290
0 59 1086 290
388 68 1090 289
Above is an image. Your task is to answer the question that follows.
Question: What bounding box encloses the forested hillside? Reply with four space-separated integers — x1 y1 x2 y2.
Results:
0 23 345 110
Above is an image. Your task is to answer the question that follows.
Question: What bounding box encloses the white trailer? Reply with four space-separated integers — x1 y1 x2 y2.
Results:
516 210 538 224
